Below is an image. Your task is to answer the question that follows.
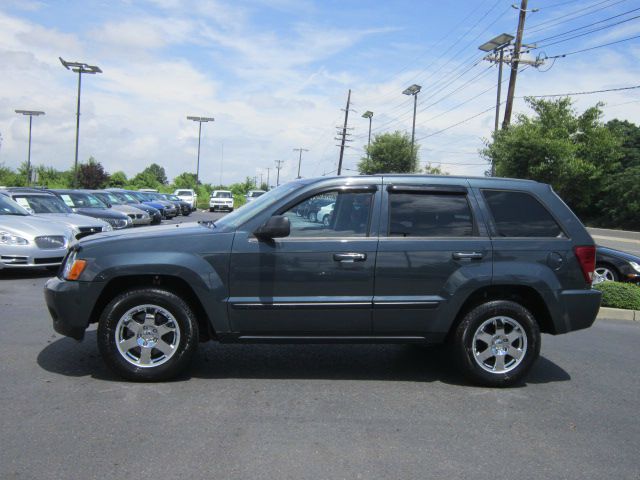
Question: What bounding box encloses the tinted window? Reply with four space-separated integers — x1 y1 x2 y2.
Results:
283 190 373 238
13 194 71 213
389 193 473 237
483 190 563 238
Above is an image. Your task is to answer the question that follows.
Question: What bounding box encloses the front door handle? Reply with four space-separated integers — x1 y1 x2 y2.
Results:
452 251 484 260
333 253 367 263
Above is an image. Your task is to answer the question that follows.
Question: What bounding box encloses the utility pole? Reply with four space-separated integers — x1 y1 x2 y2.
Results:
275 159 284 186
336 89 353 176
15 110 45 185
362 111 373 158
219 142 224 186
293 148 309 179
259 171 264 188
266 167 270 190
187 116 215 188
502 0 529 129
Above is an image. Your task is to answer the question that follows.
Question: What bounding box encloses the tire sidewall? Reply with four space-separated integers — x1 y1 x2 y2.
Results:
455 300 541 387
97 288 198 381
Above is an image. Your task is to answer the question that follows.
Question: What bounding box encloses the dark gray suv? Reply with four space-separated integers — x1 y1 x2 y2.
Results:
44 175 601 386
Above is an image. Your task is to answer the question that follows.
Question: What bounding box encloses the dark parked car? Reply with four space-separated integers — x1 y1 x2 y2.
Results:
45 175 601 386
296 196 334 222
160 193 191 216
595 246 640 284
49 189 132 230
106 190 162 225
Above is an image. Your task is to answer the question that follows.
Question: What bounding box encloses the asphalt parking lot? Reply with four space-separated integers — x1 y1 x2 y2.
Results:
0 212 639 479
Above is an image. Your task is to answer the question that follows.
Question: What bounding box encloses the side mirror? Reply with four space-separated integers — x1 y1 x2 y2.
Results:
254 215 290 240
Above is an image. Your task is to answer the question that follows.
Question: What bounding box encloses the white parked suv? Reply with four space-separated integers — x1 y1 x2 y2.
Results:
173 189 197 211
209 190 234 212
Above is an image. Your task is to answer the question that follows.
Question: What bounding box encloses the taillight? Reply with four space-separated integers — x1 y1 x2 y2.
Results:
574 245 596 284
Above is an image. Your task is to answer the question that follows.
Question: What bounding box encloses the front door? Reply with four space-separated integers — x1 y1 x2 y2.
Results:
229 185 381 336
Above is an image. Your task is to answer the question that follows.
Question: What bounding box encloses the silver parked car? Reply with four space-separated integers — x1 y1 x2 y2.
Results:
0 189 112 239
0 195 75 269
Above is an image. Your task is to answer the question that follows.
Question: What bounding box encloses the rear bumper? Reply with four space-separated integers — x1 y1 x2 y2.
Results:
44 277 103 340
556 289 602 334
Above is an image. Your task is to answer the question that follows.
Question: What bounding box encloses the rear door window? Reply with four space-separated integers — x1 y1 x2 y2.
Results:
388 192 474 237
482 189 564 238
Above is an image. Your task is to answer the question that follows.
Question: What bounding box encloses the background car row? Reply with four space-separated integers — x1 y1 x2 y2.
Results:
0 187 196 269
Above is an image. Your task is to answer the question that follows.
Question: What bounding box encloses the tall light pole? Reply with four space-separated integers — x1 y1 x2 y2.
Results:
14 110 45 185
402 84 421 157
266 167 271 190
186 116 214 188
293 147 309 179
59 57 102 187
361 111 373 158
479 33 515 177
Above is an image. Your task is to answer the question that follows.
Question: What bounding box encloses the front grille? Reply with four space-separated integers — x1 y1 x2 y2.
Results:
76 226 102 240
35 236 67 249
34 257 64 265
104 217 128 229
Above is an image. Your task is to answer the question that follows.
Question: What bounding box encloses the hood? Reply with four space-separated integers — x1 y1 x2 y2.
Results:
597 246 640 263
110 204 150 216
73 207 129 219
78 221 211 246
0 214 74 240
143 201 165 209
35 212 109 229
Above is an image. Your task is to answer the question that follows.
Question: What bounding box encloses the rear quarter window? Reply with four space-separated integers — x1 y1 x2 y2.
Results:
482 189 564 238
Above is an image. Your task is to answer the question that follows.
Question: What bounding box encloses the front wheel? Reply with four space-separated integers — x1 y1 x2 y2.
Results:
308 211 317 222
453 300 540 387
322 215 330 226
97 288 199 381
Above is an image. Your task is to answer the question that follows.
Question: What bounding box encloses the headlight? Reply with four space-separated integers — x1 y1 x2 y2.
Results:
102 224 113 232
35 236 67 249
0 232 29 245
630 261 640 273
61 250 87 281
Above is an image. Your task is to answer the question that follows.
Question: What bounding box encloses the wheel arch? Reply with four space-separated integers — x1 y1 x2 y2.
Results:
89 275 217 341
449 284 556 339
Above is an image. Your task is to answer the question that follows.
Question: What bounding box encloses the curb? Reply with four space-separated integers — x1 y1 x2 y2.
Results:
597 307 639 321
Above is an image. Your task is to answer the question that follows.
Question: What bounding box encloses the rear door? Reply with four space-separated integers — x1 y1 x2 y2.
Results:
373 179 493 336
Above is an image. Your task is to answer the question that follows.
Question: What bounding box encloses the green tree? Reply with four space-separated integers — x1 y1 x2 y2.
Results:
358 131 419 174
482 98 621 222
424 163 447 175
140 163 168 185
172 172 197 189
77 157 110 189
108 171 128 188
0 163 20 187
33 165 72 188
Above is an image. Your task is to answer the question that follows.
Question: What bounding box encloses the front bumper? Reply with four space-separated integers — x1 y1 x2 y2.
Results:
1 245 67 268
44 276 103 340
557 288 602 334
210 201 234 210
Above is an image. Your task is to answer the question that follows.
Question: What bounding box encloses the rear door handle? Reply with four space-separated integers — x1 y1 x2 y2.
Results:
452 251 484 260
333 253 367 263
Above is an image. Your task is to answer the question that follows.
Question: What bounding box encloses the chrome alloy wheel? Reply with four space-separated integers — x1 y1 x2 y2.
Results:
115 304 181 368
594 266 616 282
472 316 527 374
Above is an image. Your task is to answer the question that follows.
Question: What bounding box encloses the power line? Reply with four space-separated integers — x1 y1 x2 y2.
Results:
415 105 497 142
528 6 640 43
543 33 640 58
526 0 629 34
532 14 640 49
521 84 640 98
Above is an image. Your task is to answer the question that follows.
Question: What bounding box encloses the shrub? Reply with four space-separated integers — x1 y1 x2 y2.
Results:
594 281 640 310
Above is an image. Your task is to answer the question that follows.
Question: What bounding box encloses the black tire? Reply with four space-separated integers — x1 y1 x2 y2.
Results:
595 263 619 282
229 208 234 212
308 211 317 222
322 215 330 226
209 208 215 212
453 300 540 387
97 288 199 381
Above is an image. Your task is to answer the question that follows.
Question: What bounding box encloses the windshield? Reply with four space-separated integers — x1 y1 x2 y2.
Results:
250 191 265 198
212 191 232 198
215 182 302 229
12 194 72 214
130 191 151 202
59 192 107 209
112 192 139 204
166 194 181 201
175 190 192 196
0 195 31 216
94 192 124 205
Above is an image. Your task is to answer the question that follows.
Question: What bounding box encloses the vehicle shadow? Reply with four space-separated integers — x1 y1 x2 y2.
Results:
37 331 570 386
0 269 54 279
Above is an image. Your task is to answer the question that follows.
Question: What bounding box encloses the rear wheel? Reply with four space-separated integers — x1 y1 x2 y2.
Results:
453 300 540 387
322 214 330 226
595 264 619 282
308 211 317 222
97 288 199 381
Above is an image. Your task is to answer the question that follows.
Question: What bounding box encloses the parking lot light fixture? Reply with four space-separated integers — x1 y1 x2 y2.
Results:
186 116 215 189
14 110 45 185
59 57 102 187
362 111 373 158
402 84 421 157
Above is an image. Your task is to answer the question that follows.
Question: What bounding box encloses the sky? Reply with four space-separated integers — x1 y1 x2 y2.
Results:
1 0 639 185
